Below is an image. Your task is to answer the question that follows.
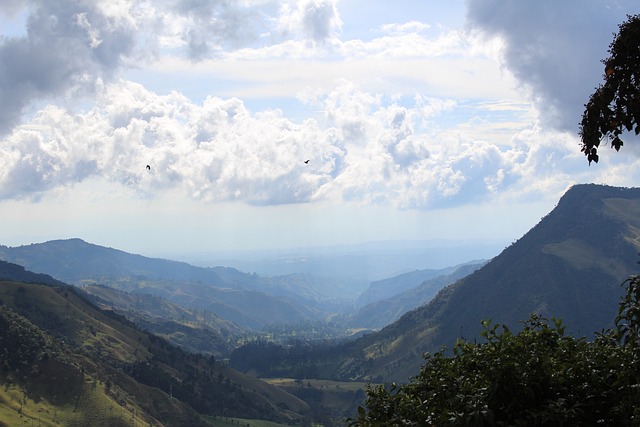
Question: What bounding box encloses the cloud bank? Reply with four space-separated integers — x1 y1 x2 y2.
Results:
0 78 598 209
1 0 639 213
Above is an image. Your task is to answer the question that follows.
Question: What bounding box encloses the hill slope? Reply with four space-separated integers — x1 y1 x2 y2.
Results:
356 266 463 307
344 184 640 381
81 284 246 357
0 261 311 425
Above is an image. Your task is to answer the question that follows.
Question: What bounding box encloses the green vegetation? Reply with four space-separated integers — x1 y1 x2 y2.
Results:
349 276 640 426
0 302 137 426
0 278 313 425
263 379 370 425
580 14 640 163
83 284 246 358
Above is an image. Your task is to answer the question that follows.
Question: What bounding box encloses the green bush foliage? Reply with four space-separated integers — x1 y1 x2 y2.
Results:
0 305 57 374
350 276 640 426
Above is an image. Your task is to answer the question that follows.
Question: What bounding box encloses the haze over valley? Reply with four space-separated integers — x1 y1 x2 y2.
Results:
2 184 640 425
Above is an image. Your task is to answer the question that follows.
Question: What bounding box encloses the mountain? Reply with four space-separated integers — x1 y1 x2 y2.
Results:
233 185 640 383
0 239 344 329
356 266 461 308
345 184 640 381
81 284 245 357
348 262 486 330
0 260 311 425
356 261 487 308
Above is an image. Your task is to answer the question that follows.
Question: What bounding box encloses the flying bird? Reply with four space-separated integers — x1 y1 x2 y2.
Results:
304 159 310 164
146 165 151 171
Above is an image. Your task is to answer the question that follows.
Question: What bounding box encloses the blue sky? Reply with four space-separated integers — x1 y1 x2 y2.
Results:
0 0 639 257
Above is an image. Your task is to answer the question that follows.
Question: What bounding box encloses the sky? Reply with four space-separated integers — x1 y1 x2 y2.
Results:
0 0 639 258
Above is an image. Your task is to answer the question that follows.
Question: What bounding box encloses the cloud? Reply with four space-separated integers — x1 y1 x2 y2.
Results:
381 21 430 36
277 0 342 44
167 0 266 59
2 1 636 213
0 1 28 16
0 80 345 204
74 12 103 48
0 0 137 134
0 0 345 135
465 0 638 133
0 75 631 211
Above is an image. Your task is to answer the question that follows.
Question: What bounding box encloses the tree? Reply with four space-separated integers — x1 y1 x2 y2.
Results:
580 14 640 164
349 276 640 426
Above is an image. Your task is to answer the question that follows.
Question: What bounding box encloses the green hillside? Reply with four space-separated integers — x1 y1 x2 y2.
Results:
0 283 203 426
0 274 312 425
82 284 245 357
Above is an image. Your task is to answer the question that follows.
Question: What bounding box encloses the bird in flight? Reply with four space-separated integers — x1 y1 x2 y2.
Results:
146 165 151 171
304 159 310 164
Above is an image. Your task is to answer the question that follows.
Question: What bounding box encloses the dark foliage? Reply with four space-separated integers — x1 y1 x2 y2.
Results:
580 14 640 164
230 338 362 380
0 305 56 373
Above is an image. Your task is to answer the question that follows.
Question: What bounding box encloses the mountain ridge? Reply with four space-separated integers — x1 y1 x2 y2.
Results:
348 261 486 330
349 184 640 381
0 260 312 425
0 239 345 330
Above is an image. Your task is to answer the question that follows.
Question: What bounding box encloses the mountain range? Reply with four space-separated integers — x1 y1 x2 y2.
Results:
348 261 486 330
0 260 310 426
0 239 357 330
0 237 474 338
1 183 639 423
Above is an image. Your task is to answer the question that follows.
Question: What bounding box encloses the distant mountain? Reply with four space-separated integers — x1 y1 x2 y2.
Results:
346 184 640 381
348 262 486 330
356 262 486 308
0 239 344 329
0 238 224 284
0 266 310 425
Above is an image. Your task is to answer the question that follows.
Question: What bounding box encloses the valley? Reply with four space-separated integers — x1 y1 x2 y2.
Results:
1 184 640 425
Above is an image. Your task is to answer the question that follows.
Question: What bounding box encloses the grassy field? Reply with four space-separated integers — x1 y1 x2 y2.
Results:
203 416 295 426
263 378 373 391
261 378 373 426
0 380 140 427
